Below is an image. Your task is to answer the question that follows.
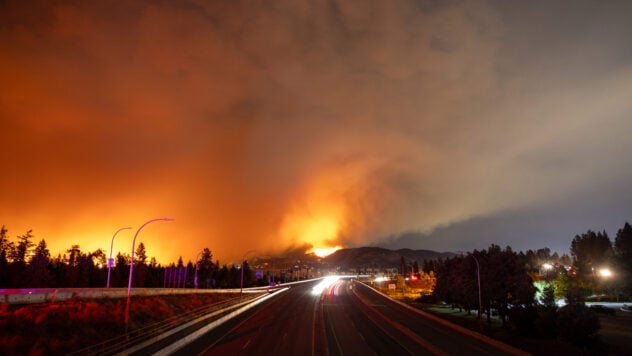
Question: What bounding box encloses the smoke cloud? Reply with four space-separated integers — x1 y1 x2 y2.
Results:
2 1 631 262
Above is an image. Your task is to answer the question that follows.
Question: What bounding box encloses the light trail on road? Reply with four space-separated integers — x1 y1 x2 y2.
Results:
169 278 527 355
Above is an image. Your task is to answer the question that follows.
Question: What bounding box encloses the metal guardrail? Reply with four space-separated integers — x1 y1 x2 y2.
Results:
69 293 265 355
0 287 268 304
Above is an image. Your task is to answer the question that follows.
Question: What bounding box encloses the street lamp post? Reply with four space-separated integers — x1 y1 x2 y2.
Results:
470 254 482 321
124 217 173 333
194 250 204 289
107 227 131 288
240 249 257 295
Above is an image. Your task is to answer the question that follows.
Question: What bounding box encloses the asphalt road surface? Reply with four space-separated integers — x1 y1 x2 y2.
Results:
173 278 527 355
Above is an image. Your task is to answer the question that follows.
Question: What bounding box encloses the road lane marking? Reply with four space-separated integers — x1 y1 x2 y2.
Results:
356 283 530 356
191 288 290 355
353 288 448 356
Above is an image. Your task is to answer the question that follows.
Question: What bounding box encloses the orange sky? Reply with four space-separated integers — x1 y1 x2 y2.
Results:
2 1 632 264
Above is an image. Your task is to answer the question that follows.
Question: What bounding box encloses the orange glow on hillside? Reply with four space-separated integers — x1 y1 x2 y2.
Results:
309 245 343 258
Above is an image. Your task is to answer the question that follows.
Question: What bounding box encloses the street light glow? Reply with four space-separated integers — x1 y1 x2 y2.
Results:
599 268 612 277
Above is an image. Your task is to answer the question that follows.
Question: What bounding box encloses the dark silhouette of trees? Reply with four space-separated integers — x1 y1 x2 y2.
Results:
570 230 613 286
12 229 35 265
242 260 253 287
144 257 163 287
614 222 632 298
0 226 12 285
111 252 130 287
28 239 52 287
534 284 557 337
7 230 35 286
422 257 442 274
0 226 252 289
556 285 600 346
196 248 215 288
481 246 536 326
615 222 632 257
399 256 406 276
133 242 148 287
433 245 535 328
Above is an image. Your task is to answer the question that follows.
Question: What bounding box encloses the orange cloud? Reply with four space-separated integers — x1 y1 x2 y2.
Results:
8 1 629 264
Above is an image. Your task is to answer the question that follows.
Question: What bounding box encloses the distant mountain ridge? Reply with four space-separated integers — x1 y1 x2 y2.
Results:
321 246 455 270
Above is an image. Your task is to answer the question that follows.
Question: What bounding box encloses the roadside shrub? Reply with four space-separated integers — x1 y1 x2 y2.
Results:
0 293 237 354
556 304 600 346
535 305 557 338
415 294 438 304
0 302 9 314
535 284 558 338
508 305 537 335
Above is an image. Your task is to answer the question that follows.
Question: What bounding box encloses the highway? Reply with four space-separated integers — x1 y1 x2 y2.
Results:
175 281 325 355
172 278 527 355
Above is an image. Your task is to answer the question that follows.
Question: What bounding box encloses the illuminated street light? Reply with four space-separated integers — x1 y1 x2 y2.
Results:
106 227 131 288
541 263 554 280
598 268 612 278
125 217 173 333
240 249 257 295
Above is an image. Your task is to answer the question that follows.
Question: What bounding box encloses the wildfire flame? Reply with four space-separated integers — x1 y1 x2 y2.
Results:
309 245 343 258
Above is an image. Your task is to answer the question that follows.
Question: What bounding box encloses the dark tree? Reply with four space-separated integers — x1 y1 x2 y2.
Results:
133 242 148 287
28 239 52 287
534 284 557 337
482 246 536 327
197 248 215 288
65 245 82 287
570 230 613 288
49 253 68 287
7 230 36 287
434 246 535 327
614 222 632 298
12 229 35 265
559 254 572 267
615 222 632 257
185 261 194 287
433 255 476 313
242 260 254 288
556 285 600 346
0 226 11 263
0 226 13 287
112 252 130 287
412 260 419 276
145 257 163 287
135 242 148 264
89 248 107 286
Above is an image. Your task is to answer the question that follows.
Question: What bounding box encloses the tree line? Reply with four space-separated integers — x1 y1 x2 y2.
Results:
0 226 256 289
427 221 632 346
